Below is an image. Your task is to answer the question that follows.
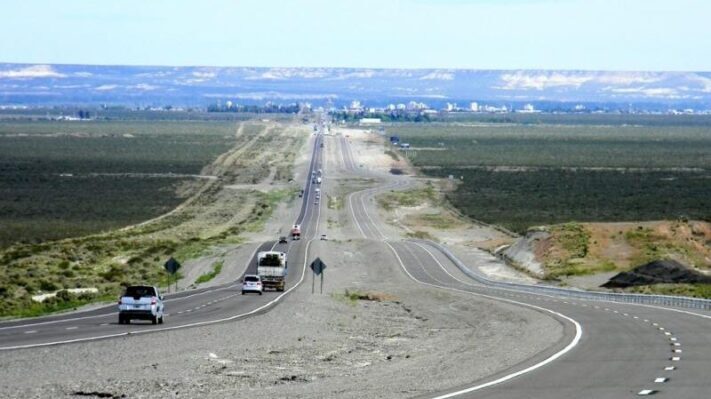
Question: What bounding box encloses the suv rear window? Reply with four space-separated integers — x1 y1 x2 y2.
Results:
124 286 156 298
244 276 260 282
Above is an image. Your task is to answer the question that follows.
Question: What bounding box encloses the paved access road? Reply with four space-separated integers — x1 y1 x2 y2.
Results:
337 133 711 399
0 132 326 351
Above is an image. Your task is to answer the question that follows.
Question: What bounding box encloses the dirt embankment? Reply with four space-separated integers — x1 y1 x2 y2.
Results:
503 220 711 291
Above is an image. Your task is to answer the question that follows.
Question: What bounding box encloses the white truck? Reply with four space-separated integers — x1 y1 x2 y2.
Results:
257 251 287 291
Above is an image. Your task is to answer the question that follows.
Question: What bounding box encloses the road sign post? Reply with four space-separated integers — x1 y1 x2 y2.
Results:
164 257 182 293
309 257 327 295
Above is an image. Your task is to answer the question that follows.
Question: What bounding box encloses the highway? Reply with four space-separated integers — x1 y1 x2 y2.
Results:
0 131 326 351
336 133 711 399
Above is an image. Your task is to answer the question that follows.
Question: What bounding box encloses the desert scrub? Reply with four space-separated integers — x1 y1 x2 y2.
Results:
378 184 437 211
195 261 224 284
327 195 343 210
629 283 711 299
332 289 398 305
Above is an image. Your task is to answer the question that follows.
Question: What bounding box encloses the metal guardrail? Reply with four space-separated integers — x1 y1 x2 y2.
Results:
416 240 711 311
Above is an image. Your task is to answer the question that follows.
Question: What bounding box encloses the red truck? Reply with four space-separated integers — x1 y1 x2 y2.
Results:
291 224 301 240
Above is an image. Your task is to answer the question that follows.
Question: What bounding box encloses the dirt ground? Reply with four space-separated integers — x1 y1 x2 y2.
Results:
0 122 564 398
0 239 561 399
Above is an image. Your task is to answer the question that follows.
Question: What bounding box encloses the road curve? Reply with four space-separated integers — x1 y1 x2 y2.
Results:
337 132 711 399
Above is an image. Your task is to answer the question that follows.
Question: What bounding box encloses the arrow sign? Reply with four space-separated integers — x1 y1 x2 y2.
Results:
310 257 326 276
164 257 182 275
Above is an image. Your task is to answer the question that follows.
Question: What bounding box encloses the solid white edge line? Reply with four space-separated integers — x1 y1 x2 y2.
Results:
0 143 324 352
384 241 583 399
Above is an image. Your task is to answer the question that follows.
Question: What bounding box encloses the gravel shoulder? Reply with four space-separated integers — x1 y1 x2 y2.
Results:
0 239 562 399
0 123 566 399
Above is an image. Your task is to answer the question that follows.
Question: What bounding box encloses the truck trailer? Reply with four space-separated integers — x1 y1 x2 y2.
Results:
257 251 287 291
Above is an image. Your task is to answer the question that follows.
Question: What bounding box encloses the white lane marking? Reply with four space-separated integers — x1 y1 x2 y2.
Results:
673 349 682 353
654 377 668 383
24 330 37 334
0 281 244 332
644 319 650 323
659 327 665 331
671 356 681 361
387 242 583 399
100 323 109 326
633 316 639 319
665 332 672 336
673 342 681 346
665 366 676 371
653 323 659 326
65 326 77 330
0 199 322 351
670 337 677 341
638 389 656 395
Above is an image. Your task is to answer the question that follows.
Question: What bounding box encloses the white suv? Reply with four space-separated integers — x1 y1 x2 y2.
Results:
118 285 164 325
242 275 263 295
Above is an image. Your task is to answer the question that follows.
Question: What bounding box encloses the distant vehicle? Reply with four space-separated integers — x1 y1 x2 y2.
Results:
316 177 322 184
320 234 328 241
241 274 263 295
320 142 324 148
298 189 304 198
318 168 323 175
291 224 301 240
400 143 410 149
118 285 164 325
257 251 287 291
316 193 321 200
278 236 288 244
315 188 320 193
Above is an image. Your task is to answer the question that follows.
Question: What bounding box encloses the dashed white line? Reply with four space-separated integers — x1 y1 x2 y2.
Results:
24 330 37 334
65 326 78 330
638 389 656 395
665 366 676 371
654 377 668 383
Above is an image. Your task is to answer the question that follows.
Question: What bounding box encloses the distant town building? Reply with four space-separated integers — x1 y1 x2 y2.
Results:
469 102 479 112
359 118 382 125
518 103 539 113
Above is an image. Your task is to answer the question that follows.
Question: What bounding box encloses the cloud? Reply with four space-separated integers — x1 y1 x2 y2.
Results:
94 84 118 91
0 65 66 79
73 72 93 78
419 71 455 80
129 83 159 91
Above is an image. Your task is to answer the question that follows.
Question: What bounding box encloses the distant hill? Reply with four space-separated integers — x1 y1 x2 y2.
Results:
1 63 710 108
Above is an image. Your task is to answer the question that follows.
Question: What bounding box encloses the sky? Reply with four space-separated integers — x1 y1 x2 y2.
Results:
0 0 709 71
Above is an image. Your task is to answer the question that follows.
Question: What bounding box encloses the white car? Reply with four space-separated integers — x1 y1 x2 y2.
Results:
242 274 263 295
118 285 164 325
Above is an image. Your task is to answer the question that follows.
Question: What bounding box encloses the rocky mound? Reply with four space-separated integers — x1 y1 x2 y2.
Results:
601 260 711 288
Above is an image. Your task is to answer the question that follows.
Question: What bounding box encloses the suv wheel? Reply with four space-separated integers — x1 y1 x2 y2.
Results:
151 316 158 325
158 316 164 324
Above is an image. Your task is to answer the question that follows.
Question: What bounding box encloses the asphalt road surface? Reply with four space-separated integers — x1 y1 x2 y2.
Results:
0 132 326 351
336 133 711 399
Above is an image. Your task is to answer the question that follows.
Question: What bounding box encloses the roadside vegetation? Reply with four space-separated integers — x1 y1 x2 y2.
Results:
534 221 711 284
0 120 308 317
195 260 224 284
377 184 436 211
0 120 236 247
387 118 711 232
